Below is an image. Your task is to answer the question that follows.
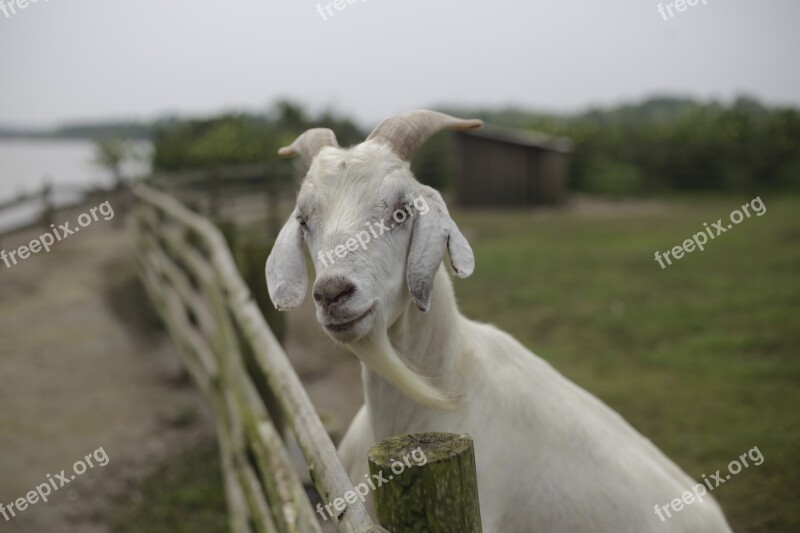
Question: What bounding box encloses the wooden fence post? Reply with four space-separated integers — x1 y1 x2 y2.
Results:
368 432 483 533
209 169 222 220
40 179 54 229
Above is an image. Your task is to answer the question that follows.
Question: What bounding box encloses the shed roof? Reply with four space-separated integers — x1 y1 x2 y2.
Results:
459 124 573 153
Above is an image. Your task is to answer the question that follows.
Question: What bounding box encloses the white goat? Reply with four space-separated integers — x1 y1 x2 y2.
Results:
266 110 732 532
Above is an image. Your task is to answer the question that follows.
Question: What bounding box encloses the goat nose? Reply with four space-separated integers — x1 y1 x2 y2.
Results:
313 277 356 306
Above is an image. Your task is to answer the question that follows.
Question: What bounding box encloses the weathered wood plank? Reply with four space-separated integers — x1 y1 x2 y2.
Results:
204 249 321 533
211 391 255 533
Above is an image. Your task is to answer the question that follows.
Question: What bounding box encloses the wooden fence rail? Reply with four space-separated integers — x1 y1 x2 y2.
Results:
133 183 386 533
0 181 124 240
0 182 55 236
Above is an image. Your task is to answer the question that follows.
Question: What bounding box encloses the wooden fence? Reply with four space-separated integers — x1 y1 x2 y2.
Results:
134 183 385 533
133 182 483 533
0 182 57 239
0 180 125 241
147 164 291 229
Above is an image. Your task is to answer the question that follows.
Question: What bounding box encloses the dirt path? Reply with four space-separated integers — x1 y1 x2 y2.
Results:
0 211 216 533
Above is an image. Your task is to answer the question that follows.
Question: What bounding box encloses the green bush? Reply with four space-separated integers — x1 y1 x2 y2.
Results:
581 158 648 196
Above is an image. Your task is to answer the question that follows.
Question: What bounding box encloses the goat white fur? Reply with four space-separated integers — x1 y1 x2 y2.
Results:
266 111 732 532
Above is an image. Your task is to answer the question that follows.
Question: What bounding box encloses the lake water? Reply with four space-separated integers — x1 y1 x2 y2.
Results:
0 139 151 232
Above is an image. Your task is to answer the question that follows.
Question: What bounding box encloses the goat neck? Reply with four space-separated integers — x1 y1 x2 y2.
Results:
362 268 468 439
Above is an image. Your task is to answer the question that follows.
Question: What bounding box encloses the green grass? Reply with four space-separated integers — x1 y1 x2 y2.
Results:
452 194 800 532
116 194 797 532
112 443 229 533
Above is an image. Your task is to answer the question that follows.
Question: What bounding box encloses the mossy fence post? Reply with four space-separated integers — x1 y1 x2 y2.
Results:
368 432 483 533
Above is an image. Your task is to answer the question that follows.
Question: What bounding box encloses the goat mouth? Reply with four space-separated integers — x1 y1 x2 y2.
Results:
323 302 377 333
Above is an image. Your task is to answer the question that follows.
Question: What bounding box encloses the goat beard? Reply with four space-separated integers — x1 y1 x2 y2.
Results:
349 320 455 411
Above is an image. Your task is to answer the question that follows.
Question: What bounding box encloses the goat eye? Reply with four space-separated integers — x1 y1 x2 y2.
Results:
296 215 308 229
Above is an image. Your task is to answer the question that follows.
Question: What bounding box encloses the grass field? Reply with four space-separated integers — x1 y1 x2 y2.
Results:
118 193 799 532
113 443 229 533
452 194 800 532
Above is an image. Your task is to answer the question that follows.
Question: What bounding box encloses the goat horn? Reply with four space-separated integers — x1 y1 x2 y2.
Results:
278 128 339 167
367 110 483 161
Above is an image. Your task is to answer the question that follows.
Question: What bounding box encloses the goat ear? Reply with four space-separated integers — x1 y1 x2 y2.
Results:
265 209 307 311
407 187 474 312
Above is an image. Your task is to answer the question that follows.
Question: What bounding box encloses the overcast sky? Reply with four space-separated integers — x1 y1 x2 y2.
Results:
0 0 798 129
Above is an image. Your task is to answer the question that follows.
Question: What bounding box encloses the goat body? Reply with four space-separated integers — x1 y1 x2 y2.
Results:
266 111 732 533
339 270 731 532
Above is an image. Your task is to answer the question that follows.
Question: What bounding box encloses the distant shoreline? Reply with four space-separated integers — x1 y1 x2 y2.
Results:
0 121 153 141
0 132 153 141
0 139 151 233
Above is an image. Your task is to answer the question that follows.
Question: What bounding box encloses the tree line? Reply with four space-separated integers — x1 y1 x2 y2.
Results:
88 96 799 196
444 96 800 195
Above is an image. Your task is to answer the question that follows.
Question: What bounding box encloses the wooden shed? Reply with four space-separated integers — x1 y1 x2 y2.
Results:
454 125 572 207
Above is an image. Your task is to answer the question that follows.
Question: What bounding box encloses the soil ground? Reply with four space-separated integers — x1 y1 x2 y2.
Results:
0 208 217 533
0 202 363 532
